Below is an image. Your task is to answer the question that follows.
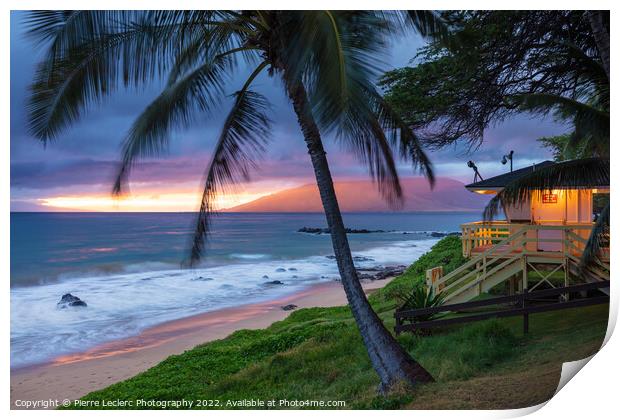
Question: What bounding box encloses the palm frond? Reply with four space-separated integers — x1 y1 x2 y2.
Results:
26 11 237 143
372 93 435 186
283 11 388 132
404 11 449 40
511 93 609 123
510 93 609 143
282 11 433 205
483 158 609 220
113 57 234 195
580 201 609 271
25 11 130 57
189 65 271 266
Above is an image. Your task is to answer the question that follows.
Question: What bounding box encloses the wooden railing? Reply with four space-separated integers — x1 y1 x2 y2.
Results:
461 221 598 258
436 226 530 302
461 221 511 257
432 222 609 303
395 281 610 335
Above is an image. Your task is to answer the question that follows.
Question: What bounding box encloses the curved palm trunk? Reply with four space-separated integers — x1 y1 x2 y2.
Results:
587 11 610 79
284 79 433 392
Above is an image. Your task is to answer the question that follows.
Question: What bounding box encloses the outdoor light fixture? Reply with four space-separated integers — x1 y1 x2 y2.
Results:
467 160 483 183
501 150 514 172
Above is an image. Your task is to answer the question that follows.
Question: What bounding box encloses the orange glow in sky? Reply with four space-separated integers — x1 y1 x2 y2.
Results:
37 186 287 212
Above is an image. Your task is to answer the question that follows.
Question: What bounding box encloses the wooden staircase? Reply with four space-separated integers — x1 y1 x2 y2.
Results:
429 224 610 304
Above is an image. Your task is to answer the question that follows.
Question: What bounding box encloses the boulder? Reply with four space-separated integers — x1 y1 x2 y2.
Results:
57 293 87 309
298 227 388 234
264 280 284 285
281 304 298 311
429 231 460 238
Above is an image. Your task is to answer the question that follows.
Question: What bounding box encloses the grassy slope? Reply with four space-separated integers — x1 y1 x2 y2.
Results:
72 237 609 409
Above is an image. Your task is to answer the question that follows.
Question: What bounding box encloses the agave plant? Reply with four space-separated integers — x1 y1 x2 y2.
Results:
399 284 445 322
25 10 446 392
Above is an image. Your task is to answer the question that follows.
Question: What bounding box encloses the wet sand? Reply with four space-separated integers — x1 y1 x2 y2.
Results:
11 278 393 409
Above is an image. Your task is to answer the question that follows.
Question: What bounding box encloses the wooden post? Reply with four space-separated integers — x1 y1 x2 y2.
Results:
508 275 516 295
395 314 402 336
523 288 529 334
426 266 444 295
521 255 528 293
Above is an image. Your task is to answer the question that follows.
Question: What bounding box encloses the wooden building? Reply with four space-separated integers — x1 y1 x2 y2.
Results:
428 161 610 304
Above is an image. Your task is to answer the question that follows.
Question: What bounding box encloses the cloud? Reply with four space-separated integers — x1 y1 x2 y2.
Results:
10 11 565 212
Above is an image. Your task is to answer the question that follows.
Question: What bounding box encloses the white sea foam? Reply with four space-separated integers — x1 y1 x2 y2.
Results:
10 238 438 368
229 253 271 260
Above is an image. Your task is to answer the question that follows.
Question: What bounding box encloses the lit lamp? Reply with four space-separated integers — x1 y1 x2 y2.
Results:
501 151 514 172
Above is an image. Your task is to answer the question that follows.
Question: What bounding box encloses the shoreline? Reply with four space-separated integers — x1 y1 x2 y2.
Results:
11 277 393 408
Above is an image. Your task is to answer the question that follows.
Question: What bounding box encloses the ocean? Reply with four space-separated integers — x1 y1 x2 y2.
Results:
10 211 477 368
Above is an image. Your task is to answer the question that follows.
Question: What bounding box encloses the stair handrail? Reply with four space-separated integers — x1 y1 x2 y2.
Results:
443 253 523 302
434 225 529 292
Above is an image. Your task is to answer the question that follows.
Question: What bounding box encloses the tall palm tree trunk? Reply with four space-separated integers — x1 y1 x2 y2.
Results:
284 78 434 392
587 10 610 79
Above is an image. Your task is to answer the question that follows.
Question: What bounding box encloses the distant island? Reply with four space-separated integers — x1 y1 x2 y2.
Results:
226 177 487 212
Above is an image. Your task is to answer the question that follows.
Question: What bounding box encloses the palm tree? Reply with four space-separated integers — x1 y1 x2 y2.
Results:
25 11 443 392
586 11 610 78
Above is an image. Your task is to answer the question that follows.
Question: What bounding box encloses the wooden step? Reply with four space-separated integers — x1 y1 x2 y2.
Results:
445 259 523 304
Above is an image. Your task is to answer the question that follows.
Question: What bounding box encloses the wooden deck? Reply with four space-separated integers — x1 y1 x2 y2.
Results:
462 221 609 261
426 221 610 304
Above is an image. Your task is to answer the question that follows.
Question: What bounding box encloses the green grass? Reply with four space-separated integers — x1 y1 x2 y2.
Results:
69 236 608 410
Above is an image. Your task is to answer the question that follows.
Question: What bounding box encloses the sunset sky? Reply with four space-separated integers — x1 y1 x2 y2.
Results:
10 12 567 212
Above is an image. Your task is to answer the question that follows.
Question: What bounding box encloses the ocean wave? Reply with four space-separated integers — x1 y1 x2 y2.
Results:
229 253 271 260
10 238 438 368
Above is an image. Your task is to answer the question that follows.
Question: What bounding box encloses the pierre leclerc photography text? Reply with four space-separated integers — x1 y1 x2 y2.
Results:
6 3 615 417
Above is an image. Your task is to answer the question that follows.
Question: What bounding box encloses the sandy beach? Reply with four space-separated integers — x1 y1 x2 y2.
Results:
11 278 393 409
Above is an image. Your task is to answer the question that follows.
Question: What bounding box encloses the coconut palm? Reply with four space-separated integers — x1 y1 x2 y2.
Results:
25 10 444 391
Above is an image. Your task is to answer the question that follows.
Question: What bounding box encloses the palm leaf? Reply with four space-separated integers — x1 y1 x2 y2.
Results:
580 202 609 271
26 11 234 142
112 57 234 195
282 12 434 206
405 11 449 40
189 64 271 265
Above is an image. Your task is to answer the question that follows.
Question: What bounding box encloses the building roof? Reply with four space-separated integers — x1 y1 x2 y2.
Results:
466 161 558 190
465 160 609 191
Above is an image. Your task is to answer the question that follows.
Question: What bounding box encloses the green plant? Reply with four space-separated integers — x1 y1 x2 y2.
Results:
398 285 445 322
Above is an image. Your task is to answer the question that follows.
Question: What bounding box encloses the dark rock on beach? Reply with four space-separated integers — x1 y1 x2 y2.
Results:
262 275 270 279
429 231 460 238
264 280 284 285
275 268 286 273
281 304 298 311
57 293 87 309
326 255 374 262
355 265 407 282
